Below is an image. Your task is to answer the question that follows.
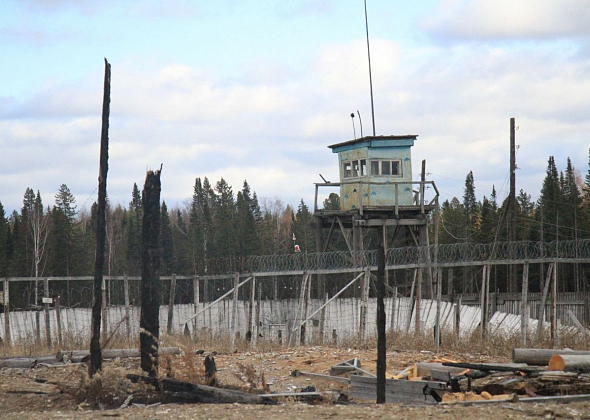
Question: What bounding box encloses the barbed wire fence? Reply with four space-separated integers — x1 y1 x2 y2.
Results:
2 238 590 348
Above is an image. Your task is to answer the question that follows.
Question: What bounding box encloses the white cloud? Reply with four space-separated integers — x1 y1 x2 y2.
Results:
2 35 590 214
424 0 590 40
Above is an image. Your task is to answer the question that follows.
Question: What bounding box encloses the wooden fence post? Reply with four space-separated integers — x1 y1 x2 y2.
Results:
44 278 51 347
249 275 256 348
537 263 553 340
254 287 261 347
480 266 487 340
521 262 529 346
55 295 63 346
230 272 240 352
435 267 442 352
389 286 397 332
415 267 422 334
124 274 131 340
167 274 176 335
551 261 557 347
101 277 107 345
359 268 370 341
192 276 199 337
455 296 461 337
3 279 9 344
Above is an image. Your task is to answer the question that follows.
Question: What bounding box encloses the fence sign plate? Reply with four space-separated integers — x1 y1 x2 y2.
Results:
42 297 53 304
0 291 3 305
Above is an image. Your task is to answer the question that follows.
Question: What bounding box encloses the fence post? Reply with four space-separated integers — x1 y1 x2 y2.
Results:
521 262 529 346
44 278 51 347
230 272 239 352
101 277 107 345
480 266 488 340
455 296 461 337
36 311 41 343
359 268 370 341
55 295 63 346
435 267 442 351
124 274 131 339
551 261 557 346
3 278 9 344
167 274 176 335
193 276 199 337
254 287 261 347
248 276 256 347
389 287 397 332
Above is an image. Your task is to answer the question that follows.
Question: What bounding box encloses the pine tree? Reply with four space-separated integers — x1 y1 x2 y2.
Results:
293 199 314 253
160 201 175 275
0 201 9 276
213 178 235 260
537 156 561 241
126 184 142 275
463 171 477 220
49 184 78 276
236 180 260 258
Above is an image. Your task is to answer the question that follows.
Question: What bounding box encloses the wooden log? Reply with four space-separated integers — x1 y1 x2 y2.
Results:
549 355 590 373
57 346 181 363
140 168 163 377
0 355 62 368
126 374 275 404
124 274 131 339
230 272 239 352
89 58 111 377
55 295 62 346
415 362 471 377
512 348 590 365
442 362 540 374
44 278 51 347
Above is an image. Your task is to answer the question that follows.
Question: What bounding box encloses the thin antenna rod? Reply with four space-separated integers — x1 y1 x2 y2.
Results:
364 0 376 136
357 110 364 137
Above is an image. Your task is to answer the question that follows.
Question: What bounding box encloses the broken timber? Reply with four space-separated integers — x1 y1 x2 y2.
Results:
549 355 590 373
351 375 445 404
442 362 541 374
127 374 275 405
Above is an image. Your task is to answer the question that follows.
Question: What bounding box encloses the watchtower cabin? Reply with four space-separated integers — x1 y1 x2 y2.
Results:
313 134 439 257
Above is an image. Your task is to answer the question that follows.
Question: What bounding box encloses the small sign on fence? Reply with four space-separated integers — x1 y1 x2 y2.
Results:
0 291 3 305
42 297 53 304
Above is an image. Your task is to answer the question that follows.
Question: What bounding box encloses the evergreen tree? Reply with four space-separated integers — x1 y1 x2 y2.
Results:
537 156 561 241
213 178 235 260
236 180 260 258
49 184 78 276
0 201 9 276
463 171 477 220
160 201 175 275
126 184 142 275
292 199 314 253
323 193 340 210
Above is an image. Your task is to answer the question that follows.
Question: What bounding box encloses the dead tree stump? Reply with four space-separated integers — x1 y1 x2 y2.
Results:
140 168 162 377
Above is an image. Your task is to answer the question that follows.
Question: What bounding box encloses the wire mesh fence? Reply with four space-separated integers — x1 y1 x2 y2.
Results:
1 270 586 347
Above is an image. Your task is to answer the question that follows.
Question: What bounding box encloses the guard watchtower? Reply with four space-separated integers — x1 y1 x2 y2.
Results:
314 134 439 258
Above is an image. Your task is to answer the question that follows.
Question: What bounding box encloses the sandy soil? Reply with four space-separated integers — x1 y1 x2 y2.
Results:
1 346 589 419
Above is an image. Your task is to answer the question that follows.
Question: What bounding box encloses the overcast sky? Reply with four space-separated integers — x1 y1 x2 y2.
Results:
1 0 590 214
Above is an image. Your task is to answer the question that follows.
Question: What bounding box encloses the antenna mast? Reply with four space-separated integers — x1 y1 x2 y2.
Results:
364 0 376 136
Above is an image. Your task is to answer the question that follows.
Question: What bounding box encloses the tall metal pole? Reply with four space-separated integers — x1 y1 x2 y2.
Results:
364 0 376 136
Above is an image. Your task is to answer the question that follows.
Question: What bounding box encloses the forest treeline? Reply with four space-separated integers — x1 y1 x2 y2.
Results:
1 153 590 294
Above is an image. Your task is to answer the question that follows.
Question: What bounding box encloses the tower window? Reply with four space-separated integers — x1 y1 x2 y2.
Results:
370 159 402 177
343 159 367 178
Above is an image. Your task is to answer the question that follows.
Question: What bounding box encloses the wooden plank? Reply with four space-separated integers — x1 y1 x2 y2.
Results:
167 274 176 335
230 272 239 352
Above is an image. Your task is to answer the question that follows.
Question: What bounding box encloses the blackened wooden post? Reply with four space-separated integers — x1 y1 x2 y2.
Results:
192 276 199 336
376 230 386 404
89 58 111 376
230 272 239 352
140 169 162 377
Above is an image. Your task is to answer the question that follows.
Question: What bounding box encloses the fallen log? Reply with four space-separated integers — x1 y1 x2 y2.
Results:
513 348 590 366
549 355 590 373
415 363 471 377
127 374 276 405
291 370 351 384
442 362 541 374
0 355 62 368
57 347 181 363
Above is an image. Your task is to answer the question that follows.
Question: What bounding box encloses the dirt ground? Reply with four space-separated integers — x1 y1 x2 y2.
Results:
1 345 590 419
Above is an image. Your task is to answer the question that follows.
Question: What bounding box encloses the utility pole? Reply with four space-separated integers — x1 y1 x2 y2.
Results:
508 117 516 292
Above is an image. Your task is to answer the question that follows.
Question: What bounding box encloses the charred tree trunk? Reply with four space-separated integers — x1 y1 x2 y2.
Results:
89 58 111 377
140 168 162 377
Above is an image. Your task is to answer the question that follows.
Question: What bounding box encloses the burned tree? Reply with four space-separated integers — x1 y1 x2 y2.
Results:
89 58 111 377
140 168 162 377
